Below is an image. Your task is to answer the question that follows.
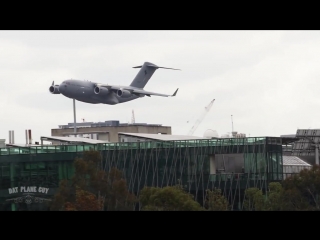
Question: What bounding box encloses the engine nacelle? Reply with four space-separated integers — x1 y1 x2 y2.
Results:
94 86 109 96
49 85 60 94
117 89 132 98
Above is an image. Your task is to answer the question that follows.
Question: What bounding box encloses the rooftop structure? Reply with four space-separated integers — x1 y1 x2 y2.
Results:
282 155 312 179
41 136 109 145
52 120 171 143
118 132 206 142
58 120 163 129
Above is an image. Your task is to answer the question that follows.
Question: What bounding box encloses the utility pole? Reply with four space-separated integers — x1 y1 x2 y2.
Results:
131 110 135 124
231 115 234 133
73 99 76 134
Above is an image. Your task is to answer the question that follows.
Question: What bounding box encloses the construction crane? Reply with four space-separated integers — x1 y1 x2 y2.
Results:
187 99 215 136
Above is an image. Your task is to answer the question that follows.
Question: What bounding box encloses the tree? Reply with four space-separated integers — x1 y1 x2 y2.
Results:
242 181 313 211
64 188 103 211
103 168 137 211
50 179 72 211
139 184 204 211
50 150 136 211
240 181 314 211
264 182 285 211
282 165 320 210
281 186 311 211
205 189 229 211
243 187 265 211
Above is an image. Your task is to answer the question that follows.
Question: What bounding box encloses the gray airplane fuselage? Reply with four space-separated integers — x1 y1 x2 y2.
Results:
49 62 179 105
58 79 140 105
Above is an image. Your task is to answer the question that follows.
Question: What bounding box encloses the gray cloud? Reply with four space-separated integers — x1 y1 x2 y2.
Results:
1 30 319 143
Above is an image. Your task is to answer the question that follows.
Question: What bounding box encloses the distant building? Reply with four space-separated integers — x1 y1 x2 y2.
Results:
281 129 320 165
203 129 219 139
232 131 246 138
219 132 247 138
0 139 5 148
51 120 171 143
282 156 312 179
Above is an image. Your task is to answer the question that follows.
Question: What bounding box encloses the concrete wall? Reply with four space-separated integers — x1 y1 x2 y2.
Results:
51 125 171 143
0 139 5 148
98 133 109 141
119 135 148 142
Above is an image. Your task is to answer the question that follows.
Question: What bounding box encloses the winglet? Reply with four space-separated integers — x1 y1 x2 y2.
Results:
172 88 179 97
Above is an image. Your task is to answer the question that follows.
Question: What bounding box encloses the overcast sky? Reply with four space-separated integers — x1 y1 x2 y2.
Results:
1 30 320 144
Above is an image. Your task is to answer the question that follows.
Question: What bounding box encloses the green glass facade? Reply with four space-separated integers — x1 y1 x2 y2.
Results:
0 137 283 211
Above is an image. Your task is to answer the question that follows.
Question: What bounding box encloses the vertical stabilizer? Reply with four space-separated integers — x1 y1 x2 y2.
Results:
130 62 159 89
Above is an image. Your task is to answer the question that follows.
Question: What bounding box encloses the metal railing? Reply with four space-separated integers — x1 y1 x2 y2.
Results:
0 137 271 156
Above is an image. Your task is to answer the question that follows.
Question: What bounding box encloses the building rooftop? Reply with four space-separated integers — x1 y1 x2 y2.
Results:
62 131 109 136
57 120 164 129
0 137 279 155
6 144 43 148
283 156 311 166
41 136 109 144
118 132 207 141
280 134 296 138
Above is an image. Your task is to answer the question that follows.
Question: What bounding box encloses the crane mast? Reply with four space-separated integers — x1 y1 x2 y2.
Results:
188 98 215 136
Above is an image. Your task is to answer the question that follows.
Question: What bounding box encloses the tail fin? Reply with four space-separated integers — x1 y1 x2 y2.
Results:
130 62 180 89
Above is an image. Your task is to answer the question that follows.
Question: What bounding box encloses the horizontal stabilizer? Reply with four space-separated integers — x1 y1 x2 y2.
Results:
132 64 180 70
158 67 181 70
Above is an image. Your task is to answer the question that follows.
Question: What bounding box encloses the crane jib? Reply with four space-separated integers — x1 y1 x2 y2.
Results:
187 99 215 136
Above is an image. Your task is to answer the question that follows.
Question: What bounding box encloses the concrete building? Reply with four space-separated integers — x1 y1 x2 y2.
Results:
0 136 284 211
1 124 317 211
281 129 320 165
0 140 5 148
51 120 171 143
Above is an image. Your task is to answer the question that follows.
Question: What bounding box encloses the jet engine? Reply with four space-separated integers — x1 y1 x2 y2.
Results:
117 89 132 98
49 85 60 94
94 86 109 96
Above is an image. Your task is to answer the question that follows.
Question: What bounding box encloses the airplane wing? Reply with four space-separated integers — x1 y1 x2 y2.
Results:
128 88 179 97
96 84 179 97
